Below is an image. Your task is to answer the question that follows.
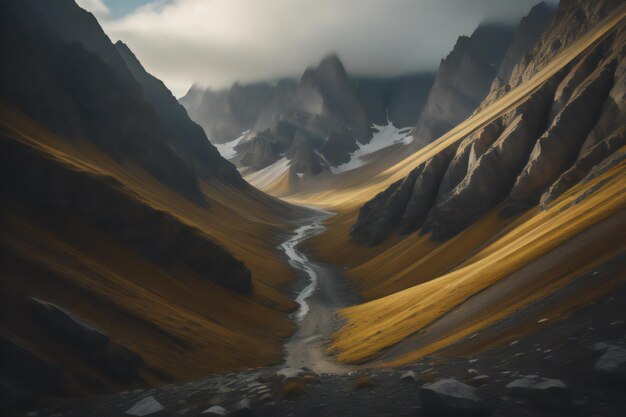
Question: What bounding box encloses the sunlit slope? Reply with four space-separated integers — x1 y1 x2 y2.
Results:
279 6 625 211
0 104 307 383
330 162 626 364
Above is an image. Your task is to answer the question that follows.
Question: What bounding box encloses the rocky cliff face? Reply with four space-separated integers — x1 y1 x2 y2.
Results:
352 0 625 245
411 24 513 147
355 73 435 128
485 2 557 101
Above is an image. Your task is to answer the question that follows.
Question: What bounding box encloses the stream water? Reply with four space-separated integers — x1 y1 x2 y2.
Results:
278 209 357 374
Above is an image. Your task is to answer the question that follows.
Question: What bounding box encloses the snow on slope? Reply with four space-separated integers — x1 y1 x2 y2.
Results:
331 122 413 174
213 131 248 159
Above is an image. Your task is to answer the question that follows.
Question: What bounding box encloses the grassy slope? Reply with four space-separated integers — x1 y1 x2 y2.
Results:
0 104 306 386
331 164 625 363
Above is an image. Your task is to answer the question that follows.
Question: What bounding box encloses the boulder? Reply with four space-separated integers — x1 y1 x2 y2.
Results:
595 346 626 383
400 370 419 382
28 298 109 354
125 396 163 416
419 379 489 416
506 376 571 409
232 398 255 417
201 405 227 415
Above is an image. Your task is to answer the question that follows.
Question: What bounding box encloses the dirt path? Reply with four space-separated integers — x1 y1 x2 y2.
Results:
279 209 359 374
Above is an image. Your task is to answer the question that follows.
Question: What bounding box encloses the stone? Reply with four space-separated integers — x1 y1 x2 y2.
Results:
595 347 626 383
419 379 489 416
469 375 489 386
125 396 164 416
201 405 227 415
28 298 109 353
507 376 570 409
400 370 419 382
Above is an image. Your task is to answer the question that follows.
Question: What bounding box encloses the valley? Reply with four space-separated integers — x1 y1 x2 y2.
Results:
1 0 625 416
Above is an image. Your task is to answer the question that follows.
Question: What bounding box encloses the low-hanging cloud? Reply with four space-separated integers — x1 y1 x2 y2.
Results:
84 0 556 97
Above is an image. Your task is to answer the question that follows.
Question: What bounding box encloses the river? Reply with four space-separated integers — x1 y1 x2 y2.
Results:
279 209 358 374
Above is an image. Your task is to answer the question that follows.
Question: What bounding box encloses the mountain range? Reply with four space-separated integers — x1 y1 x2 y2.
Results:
1 0 625 416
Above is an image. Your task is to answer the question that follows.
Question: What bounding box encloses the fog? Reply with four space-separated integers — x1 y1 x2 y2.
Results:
78 0 557 97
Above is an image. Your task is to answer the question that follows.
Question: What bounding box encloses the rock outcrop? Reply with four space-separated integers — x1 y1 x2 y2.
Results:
354 73 435 128
419 379 489 417
480 2 557 108
28 298 110 354
412 24 513 147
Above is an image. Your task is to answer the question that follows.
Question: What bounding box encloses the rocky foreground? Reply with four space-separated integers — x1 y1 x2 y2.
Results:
14 281 626 417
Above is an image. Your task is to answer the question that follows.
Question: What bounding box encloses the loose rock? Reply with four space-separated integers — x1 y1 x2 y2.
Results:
419 378 489 416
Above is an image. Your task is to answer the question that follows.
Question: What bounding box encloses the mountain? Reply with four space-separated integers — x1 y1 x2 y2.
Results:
114 41 246 188
181 56 435 184
489 2 557 94
411 24 514 147
0 0 307 406
354 73 436 128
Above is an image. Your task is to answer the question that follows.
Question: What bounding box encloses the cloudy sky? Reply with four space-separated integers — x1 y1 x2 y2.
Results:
77 0 556 97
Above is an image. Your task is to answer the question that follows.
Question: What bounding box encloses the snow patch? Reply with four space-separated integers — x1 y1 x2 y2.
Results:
213 130 248 159
331 122 412 174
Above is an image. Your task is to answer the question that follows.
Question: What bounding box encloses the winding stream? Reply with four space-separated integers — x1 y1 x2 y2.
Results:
279 212 331 322
278 209 357 373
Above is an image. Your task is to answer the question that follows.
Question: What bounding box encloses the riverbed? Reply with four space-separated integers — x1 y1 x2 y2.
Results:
279 209 359 374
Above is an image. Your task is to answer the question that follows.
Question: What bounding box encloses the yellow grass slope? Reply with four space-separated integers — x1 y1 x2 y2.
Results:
331 161 626 364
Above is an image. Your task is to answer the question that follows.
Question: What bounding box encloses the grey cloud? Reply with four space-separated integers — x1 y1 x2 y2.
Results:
91 0 557 97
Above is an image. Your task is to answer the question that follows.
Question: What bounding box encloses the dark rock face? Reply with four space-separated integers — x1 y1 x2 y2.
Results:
351 171 420 246
180 82 294 145
355 74 435 128
114 42 246 188
28 299 110 354
504 55 617 214
412 24 513 146
351 0 625 244
480 2 557 108
542 126 626 206
300 55 372 145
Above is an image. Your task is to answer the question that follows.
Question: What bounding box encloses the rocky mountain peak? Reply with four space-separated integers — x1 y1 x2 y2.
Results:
411 22 513 147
